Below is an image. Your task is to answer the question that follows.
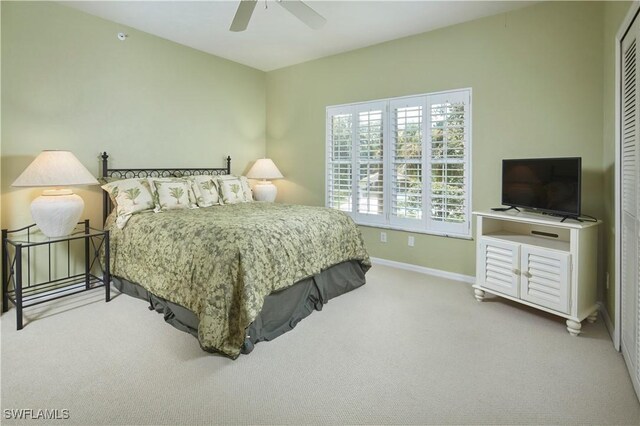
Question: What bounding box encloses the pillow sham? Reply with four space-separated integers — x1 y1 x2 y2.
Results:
239 176 253 201
101 178 155 228
148 178 199 212
217 175 253 204
189 175 220 207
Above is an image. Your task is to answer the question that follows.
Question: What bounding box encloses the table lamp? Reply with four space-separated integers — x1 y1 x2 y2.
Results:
12 150 99 237
246 158 283 202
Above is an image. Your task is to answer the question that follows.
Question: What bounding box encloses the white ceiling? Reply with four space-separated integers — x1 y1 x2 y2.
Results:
62 1 536 71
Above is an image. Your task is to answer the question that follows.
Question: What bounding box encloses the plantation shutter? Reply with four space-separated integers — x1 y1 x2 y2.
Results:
426 90 471 235
389 96 426 229
326 88 472 238
354 103 386 224
326 106 354 212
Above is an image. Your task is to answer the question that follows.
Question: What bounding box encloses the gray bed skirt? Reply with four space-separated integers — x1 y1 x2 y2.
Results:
112 260 367 356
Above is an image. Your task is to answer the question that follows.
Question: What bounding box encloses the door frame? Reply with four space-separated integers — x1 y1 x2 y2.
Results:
615 1 640 352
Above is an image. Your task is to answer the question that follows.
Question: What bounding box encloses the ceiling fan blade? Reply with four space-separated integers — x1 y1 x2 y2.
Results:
277 0 326 30
230 0 258 32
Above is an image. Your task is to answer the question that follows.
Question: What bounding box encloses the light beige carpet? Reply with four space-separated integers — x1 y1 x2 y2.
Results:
1 264 639 425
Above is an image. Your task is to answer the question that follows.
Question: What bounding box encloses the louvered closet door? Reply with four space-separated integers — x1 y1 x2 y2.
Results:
519 247 570 314
621 14 640 401
479 238 519 298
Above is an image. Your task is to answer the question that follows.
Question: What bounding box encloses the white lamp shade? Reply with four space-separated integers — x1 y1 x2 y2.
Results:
12 150 98 187
246 158 283 180
12 150 97 237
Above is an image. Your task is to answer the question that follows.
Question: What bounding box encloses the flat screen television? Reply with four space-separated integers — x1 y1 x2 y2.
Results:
501 157 581 217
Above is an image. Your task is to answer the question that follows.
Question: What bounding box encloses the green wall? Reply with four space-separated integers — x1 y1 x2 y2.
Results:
266 1 606 278
1 1 266 231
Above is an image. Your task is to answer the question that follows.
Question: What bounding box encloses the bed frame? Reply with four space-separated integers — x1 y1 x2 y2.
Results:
100 152 231 223
99 152 367 357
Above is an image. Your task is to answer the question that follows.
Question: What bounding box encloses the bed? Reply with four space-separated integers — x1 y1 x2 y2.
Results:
100 153 371 358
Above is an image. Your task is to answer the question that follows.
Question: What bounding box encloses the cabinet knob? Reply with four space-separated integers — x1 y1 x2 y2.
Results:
513 268 520 275
522 271 532 278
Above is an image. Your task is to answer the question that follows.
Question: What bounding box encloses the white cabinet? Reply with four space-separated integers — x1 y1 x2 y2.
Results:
474 211 600 336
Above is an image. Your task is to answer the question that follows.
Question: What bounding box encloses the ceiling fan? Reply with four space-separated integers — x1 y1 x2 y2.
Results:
230 0 327 32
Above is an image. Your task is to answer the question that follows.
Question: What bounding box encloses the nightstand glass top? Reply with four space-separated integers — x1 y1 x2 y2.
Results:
4 223 106 248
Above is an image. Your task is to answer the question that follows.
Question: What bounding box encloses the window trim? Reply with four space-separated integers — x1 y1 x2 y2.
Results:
326 88 472 239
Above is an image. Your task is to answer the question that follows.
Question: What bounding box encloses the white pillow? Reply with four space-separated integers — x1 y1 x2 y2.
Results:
239 176 253 201
148 178 199 212
189 175 220 207
101 178 155 228
217 175 251 204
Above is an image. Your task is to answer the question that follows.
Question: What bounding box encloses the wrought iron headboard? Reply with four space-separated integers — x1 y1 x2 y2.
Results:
101 152 231 224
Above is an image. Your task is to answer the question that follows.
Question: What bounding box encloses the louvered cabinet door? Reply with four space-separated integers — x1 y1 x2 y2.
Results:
519 247 570 314
478 238 519 298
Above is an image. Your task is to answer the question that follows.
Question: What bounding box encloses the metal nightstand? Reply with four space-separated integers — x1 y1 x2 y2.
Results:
2 220 110 329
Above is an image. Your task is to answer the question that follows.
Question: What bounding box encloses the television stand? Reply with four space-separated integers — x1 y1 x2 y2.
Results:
490 206 520 212
472 210 600 336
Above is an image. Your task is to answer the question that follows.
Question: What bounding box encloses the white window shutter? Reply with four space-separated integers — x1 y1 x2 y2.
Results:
326 106 354 213
389 96 427 229
354 102 386 225
426 90 471 236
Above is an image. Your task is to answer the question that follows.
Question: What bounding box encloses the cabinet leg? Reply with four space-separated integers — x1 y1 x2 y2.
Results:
587 311 598 323
474 288 485 301
566 319 582 336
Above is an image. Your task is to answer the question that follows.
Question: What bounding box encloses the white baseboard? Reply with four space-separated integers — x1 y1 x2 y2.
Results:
370 257 475 284
598 302 619 350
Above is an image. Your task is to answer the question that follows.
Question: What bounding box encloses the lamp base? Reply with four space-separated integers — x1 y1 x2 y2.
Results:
31 190 84 237
253 182 277 202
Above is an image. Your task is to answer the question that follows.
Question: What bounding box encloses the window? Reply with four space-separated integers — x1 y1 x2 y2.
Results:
326 89 471 238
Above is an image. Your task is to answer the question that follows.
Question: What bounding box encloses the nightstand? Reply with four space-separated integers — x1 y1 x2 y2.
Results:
2 220 110 329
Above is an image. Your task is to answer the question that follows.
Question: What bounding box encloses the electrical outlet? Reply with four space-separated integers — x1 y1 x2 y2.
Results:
380 232 387 243
606 272 610 290
408 236 415 247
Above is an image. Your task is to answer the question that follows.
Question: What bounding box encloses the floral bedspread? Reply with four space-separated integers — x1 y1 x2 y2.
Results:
107 202 371 358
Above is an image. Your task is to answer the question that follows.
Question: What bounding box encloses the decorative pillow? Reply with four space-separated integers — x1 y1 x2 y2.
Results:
148 178 198 212
217 175 250 204
239 176 253 201
101 178 155 228
189 175 220 207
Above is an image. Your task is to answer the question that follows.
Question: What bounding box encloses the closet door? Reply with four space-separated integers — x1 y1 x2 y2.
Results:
621 14 640 400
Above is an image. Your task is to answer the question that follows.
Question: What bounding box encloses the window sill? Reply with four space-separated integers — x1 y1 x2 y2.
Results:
356 223 473 240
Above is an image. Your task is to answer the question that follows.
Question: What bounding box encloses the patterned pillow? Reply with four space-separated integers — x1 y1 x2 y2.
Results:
189 175 220 207
148 178 198 212
239 176 253 201
217 175 251 204
101 178 155 228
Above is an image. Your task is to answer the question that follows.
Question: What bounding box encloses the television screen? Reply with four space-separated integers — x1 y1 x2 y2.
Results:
502 157 581 216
